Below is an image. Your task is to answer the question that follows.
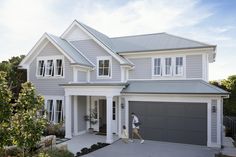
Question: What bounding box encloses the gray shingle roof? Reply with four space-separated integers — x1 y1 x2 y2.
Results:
121 80 228 95
111 33 215 53
47 33 93 67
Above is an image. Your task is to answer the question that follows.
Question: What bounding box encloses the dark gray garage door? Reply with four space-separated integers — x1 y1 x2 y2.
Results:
129 101 207 145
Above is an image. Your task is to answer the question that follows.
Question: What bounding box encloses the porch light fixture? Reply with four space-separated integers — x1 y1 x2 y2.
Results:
212 105 216 113
121 103 125 109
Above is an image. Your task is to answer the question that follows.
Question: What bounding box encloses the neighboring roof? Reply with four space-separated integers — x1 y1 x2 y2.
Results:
47 34 93 67
110 33 216 53
121 80 229 95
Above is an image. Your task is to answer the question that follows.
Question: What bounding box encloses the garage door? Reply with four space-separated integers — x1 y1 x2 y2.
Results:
129 101 207 145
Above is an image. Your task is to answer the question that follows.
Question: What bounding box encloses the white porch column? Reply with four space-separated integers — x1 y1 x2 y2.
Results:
118 96 122 138
65 95 72 138
74 96 79 136
207 101 211 147
106 96 113 143
125 98 129 138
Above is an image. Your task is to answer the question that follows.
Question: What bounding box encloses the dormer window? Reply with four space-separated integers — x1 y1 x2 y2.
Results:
97 56 112 78
36 56 64 78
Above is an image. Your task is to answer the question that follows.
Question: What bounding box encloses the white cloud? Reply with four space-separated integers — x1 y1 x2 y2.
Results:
0 0 235 80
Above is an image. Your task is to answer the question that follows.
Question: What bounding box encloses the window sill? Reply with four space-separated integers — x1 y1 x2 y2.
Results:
36 76 65 79
97 75 112 79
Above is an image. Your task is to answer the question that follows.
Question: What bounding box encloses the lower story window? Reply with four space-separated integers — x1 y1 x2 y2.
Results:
45 97 64 123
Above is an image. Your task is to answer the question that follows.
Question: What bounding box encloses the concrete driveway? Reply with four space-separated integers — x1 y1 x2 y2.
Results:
83 139 219 157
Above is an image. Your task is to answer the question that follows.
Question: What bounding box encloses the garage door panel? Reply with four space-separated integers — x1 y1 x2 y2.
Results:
129 101 207 145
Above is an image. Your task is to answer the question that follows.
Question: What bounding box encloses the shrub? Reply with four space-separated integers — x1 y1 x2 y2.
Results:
36 148 73 157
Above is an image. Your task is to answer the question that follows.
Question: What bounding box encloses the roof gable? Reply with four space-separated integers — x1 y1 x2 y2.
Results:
19 33 93 69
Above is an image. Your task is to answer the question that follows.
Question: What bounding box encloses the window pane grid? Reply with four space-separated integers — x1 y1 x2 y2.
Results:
98 59 110 77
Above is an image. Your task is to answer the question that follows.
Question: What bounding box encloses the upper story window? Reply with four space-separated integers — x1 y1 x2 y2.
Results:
36 56 64 78
175 57 183 76
153 58 161 76
153 56 184 77
97 56 112 78
164 57 172 76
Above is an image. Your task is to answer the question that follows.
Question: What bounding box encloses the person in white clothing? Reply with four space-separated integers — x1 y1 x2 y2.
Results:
121 125 128 143
130 112 144 144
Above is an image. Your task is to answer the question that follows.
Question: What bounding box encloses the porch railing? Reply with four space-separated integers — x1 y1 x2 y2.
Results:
224 116 236 140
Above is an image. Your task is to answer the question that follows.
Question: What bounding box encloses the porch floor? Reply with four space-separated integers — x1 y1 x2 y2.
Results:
65 133 119 155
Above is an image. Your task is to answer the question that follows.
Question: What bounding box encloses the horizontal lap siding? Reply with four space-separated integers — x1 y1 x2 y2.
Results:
186 54 203 79
29 42 73 96
71 40 121 82
128 58 152 79
211 99 217 143
77 71 87 82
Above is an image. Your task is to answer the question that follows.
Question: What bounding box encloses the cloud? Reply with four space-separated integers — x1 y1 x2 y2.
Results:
0 0 235 80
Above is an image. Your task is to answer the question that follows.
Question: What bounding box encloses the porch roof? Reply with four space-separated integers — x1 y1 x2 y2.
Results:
60 82 128 87
121 80 229 95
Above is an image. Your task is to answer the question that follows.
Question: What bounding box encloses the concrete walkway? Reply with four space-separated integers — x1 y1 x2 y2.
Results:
222 136 236 156
83 139 218 157
66 133 119 155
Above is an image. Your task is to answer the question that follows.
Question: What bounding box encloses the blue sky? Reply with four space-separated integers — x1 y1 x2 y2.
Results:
0 0 235 80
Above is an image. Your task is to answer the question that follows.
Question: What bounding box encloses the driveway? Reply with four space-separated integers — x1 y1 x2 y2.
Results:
83 139 219 157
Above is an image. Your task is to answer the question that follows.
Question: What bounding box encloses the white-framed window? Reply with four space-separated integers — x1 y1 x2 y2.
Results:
175 57 183 76
55 100 63 123
45 59 54 76
153 58 161 76
97 56 112 78
36 56 64 78
37 60 45 76
55 59 63 76
45 97 64 123
164 57 172 76
46 99 54 122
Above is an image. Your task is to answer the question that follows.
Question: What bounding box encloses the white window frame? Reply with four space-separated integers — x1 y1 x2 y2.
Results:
163 57 172 76
174 56 184 76
152 58 162 76
55 59 64 77
96 56 112 79
46 99 54 122
45 59 54 76
55 100 63 123
36 56 64 78
44 96 64 124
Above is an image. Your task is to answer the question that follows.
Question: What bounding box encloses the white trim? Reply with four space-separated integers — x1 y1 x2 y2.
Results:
73 96 79 136
36 55 65 79
118 96 122 138
61 21 126 64
65 95 72 138
125 98 129 138
207 101 212 147
120 47 215 59
96 56 112 79
216 98 221 147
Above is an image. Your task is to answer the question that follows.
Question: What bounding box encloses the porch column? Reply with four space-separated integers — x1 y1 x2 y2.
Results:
65 95 72 138
74 96 79 136
106 96 113 143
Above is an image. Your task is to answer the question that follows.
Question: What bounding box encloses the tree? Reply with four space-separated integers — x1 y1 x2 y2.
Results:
0 55 27 99
0 72 13 149
210 75 236 116
11 82 46 156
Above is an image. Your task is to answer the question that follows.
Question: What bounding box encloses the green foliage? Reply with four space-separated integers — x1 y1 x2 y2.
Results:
34 148 74 157
0 55 27 99
11 82 46 155
211 75 236 116
0 71 13 148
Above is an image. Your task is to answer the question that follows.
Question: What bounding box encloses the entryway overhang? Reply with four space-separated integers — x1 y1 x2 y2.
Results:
60 83 127 143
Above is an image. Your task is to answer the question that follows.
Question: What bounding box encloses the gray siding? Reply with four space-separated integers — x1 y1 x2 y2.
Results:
211 99 217 143
77 71 87 82
71 40 121 82
128 58 152 79
77 96 87 132
29 42 73 96
186 54 203 78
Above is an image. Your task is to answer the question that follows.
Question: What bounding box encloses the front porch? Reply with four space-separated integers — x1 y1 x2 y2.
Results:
62 83 127 144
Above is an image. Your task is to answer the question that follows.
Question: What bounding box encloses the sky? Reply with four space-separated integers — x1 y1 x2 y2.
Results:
0 0 235 80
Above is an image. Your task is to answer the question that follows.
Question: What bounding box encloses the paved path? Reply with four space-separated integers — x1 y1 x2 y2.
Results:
84 139 218 157
222 136 236 156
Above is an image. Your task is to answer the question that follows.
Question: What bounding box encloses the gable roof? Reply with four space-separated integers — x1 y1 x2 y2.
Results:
110 33 216 53
121 80 228 95
19 33 93 69
47 34 93 67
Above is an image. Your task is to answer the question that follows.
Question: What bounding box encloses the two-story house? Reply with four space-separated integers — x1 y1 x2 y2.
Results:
19 20 228 148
